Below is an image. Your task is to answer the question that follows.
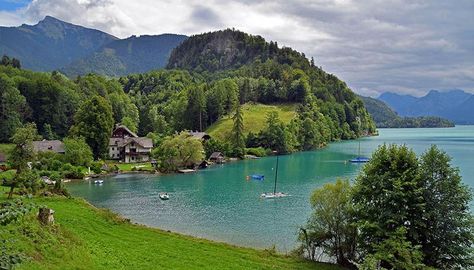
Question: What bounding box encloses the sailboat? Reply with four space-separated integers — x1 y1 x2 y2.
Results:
350 141 370 163
260 154 289 199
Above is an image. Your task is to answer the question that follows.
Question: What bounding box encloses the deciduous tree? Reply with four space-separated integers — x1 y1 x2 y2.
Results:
69 96 114 159
7 123 40 198
418 146 474 268
298 179 356 267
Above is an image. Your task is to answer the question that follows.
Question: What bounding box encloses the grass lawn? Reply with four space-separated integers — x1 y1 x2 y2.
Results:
206 103 297 141
0 189 342 270
108 161 154 172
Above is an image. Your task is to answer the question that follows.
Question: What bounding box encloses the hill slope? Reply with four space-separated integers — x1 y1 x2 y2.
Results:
379 89 474 124
206 103 297 140
0 16 117 71
1 193 339 270
62 34 187 77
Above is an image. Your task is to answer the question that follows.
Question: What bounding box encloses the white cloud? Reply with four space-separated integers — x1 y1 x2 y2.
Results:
1 0 473 96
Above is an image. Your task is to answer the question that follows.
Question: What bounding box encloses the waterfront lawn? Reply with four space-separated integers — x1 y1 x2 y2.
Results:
111 161 154 172
0 192 342 270
206 103 297 141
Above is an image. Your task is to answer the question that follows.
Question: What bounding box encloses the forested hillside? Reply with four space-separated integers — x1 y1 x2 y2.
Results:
0 65 137 143
1 28 376 159
166 29 376 141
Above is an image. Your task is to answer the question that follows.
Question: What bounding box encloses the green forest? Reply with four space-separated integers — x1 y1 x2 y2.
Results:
1 29 376 162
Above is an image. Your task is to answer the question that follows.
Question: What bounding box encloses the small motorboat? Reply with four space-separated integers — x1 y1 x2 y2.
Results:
94 180 104 184
260 192 289 199
349 157 370 163
159 192 170 200
251 174 265 181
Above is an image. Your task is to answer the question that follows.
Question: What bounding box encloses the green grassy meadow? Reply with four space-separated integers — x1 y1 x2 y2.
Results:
206 103 297 141
0 187 341 270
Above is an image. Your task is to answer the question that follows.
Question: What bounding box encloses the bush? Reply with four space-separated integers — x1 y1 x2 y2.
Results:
62 166 85 179
245 147 267 157
90 161 102 174
61 163 74 172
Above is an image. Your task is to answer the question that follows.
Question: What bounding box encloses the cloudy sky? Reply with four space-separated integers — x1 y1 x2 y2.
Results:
0 0 473 97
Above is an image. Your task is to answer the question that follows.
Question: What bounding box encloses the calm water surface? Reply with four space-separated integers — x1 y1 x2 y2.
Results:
67 126 474 252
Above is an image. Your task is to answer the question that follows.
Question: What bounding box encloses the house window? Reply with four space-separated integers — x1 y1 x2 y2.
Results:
112 147 114 151
131 157 135 161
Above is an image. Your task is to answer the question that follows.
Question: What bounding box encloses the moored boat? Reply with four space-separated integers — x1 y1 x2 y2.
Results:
159 192 169 200
260 192 289 199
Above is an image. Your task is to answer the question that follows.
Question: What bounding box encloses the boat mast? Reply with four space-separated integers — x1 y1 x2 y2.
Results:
273 155 279 194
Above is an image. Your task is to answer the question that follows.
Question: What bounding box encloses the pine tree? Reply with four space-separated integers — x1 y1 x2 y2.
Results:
231 104 245 157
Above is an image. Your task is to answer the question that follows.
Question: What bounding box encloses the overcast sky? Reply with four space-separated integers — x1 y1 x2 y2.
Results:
0 0 473 97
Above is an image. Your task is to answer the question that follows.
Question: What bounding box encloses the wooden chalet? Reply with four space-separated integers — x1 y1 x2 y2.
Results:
109 125 153 163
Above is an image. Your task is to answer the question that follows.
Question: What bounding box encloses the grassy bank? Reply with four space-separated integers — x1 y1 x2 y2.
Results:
1 190 341 270
206 103 297 141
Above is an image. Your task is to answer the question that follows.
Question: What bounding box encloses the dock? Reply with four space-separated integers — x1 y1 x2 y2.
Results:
178 169 196 174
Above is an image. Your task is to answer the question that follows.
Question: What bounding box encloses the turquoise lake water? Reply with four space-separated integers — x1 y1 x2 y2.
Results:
67 126 474 252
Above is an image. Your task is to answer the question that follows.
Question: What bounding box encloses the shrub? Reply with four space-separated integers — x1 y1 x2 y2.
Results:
90 161 102 174
245 147 267 157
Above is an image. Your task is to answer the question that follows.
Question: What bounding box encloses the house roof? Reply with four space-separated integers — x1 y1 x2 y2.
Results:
110 137 153 149
189 131 211 140
33 140 65 153
130 137 153 148
113 125 138 138
209 152 224 159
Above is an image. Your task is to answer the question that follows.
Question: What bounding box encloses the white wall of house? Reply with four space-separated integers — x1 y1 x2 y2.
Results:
123 142 151 163
109 145 121 159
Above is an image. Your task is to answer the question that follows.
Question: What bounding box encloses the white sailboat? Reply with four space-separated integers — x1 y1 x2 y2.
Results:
350 141 370 163
260 154 289 199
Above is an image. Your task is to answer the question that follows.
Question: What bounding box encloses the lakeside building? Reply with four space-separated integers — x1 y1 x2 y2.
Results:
109 125 153 163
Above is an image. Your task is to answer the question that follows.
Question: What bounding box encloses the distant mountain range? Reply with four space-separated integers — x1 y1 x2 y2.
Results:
0 16 187 76
360 96 454 128
379 90 474 124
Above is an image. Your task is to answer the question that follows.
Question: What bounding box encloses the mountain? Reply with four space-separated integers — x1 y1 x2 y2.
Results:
0 16 117 71
0 16 187 76
360 95 454 128
62 34 187 77
379 89 474 124
378 92 418 116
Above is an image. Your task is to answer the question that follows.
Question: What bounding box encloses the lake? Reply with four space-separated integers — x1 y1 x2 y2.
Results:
67 126 474 252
